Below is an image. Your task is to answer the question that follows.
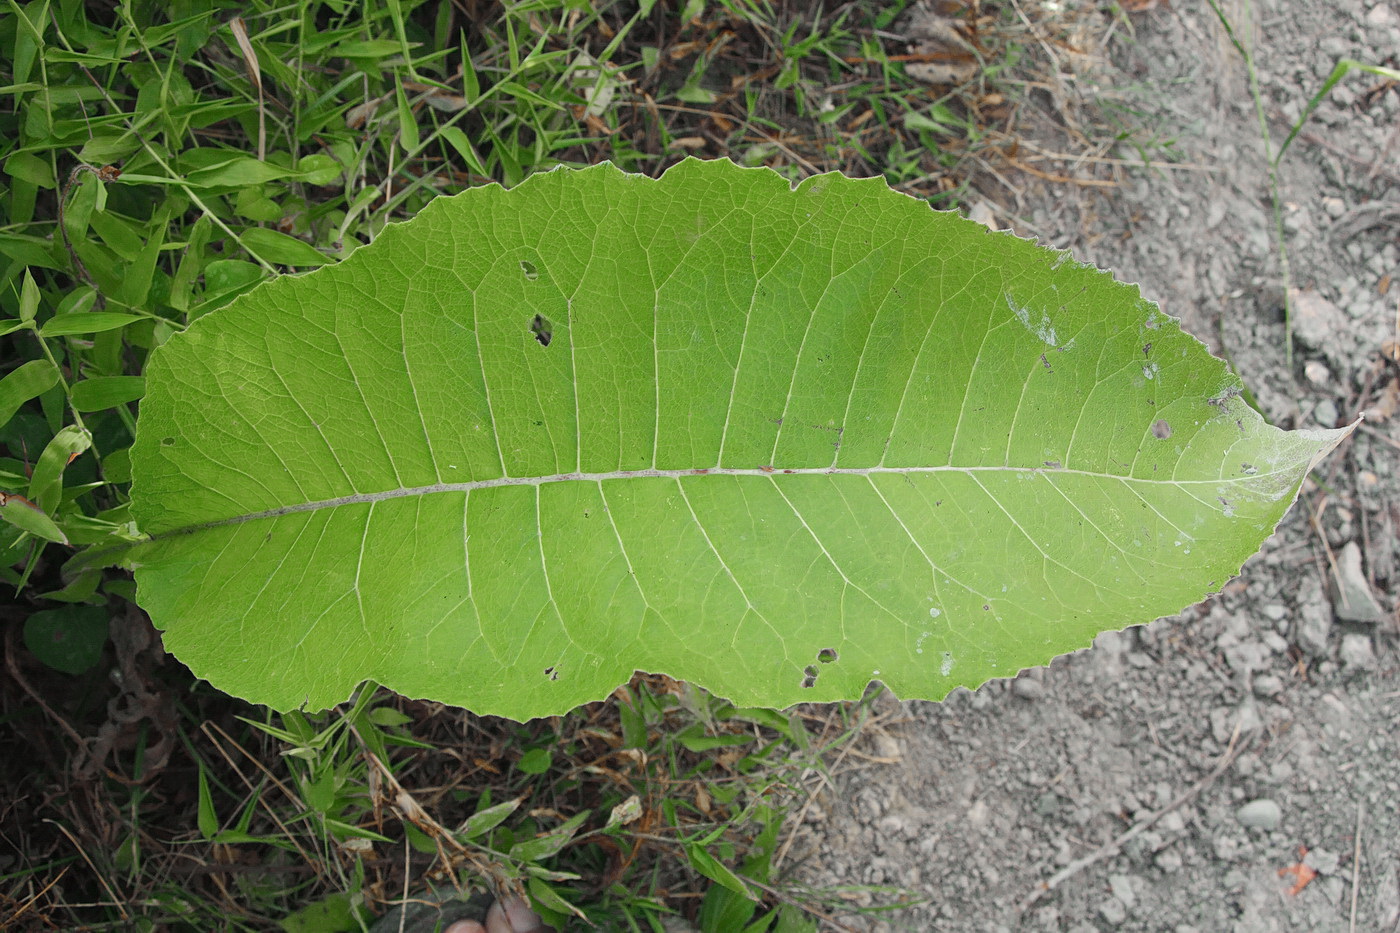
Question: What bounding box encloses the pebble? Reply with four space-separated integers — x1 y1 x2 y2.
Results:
1224 640 1268 674
1012 676 1045 700
1212 701 1262 743
1314 398 1339 426
1236 799 1283 831
1339 633 1377 670
1289 288 1346 351
1303 359 1332 388
1305 847 1341 875
1333 541 1387 624
1215 836 1242 860
1099 897 1128 925
1109 874 1137 908
1366 3 1398 26
1294 576 1332 657
1253 674 1284 697
874 731 904 760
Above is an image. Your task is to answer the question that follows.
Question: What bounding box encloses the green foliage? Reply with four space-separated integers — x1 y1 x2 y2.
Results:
129 158 1346 720
22 604 108 673
0 1 1351 929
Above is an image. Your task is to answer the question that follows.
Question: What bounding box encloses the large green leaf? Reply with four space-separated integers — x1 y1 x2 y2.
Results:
128 159 1346 719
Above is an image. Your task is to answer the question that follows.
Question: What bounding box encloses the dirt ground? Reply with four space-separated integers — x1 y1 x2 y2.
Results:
793 1 1400 930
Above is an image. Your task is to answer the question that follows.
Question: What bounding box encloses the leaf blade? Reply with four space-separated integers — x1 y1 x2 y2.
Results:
128 159 1348 718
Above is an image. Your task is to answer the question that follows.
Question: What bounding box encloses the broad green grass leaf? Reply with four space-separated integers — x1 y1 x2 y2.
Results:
239 228 332 267
18 268 40 322
689 844 757 900
509 811 589 862
70 375 145 412
30 425 91 512
1 492 68 545
3 150 55 189
460 796 523 840
0 359 60 425
38 311 142 336
127 159 1348 719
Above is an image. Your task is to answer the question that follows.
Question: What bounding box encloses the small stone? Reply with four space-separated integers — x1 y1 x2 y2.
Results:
1212 701 1262 743
1290 288 1346 351
1322 196 1347 219
1332 541 1387 624
1339 633 1377 670
877 814 908 837
1262 603 1287 622
1367 3 1398 26
1314 398 1339 426
1224 641 1268 674
1099 897 1128 925
1236 798 1283 831
1253 674 1284 697
1012 676 1045 700
874 731 903 760
966 200 997 230
1156 848 1184 872
1294 576 1331 657
1305 847 1341 875
1304 359 1332 388
1109 874 1137 908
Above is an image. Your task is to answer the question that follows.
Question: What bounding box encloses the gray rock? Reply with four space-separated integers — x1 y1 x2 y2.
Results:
1109 873 1137 908
1339 633 1377 670
1236 799 1283 831
1294 576 1332 657
1314 398 1339 426
1367 2 1398 26
1099 896 1128 925
1212 701 1263 743
1215 835 1242 860
1012 676 1045 700
1290 288 1346 351
1303 359 1331 389
1224 640 1268 674
1305 847 1341 875
1332 541 1387 624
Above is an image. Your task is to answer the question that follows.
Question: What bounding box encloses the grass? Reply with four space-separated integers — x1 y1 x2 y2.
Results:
0 0 1030 928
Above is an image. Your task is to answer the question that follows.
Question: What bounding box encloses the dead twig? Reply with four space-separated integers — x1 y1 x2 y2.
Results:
1350 800 1364 933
